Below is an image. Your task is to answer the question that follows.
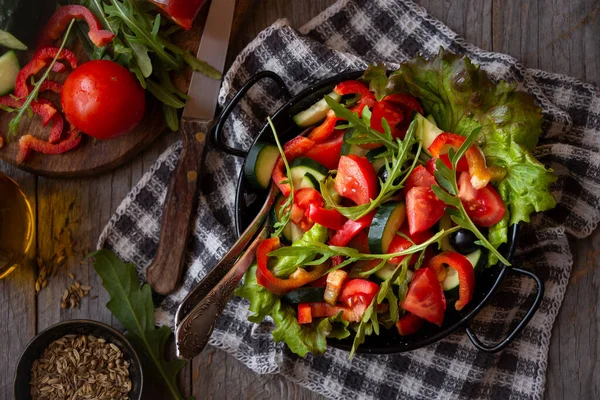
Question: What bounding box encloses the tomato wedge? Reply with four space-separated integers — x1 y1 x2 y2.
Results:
370 100 405 143
304 130 344 169
457 171 505 227
396 312 425 336
426 251 475 311
306 204 347 230
271 136 315 196
404 165 437 197
334 155 378 205
387 226 433 265
405 186 445 235
333 80 376 108
401 267 446 326
329 211 375 247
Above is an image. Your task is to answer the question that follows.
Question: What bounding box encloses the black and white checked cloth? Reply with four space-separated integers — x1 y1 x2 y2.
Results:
98 0 600 398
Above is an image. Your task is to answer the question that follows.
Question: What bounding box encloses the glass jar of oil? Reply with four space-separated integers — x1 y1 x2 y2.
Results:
0 172 34 279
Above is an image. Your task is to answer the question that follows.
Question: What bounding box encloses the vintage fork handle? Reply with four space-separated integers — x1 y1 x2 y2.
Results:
174 184 277 325
175 225 268 359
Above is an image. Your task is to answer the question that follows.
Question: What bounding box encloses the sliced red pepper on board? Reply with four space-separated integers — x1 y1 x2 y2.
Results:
457 171 505 227
333 80 376 108
426 251 475 311
304 130 344 169
148 0 205 30
425 153 469 175
0 96 58 127
15 47 78 98
39 80 63 94
37 6 115 49
403 165 437 197
396 312 425 336
306 204 347 230
297 303 313 324
17 125 81 164
271 135 315 197
334 155 378 206
405 186 445 235
401 267 446 326
329 211 375 247
47 113 65 144
255 237 328 296
428 132 491 190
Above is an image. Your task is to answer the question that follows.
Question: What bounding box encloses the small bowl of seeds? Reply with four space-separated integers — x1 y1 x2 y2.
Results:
14 319 143 400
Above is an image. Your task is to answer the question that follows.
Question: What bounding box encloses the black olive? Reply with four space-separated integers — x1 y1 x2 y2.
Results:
378 163 401 186
450 229 479 254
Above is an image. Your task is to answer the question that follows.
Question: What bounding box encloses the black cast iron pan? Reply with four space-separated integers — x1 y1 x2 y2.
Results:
212 70 544 354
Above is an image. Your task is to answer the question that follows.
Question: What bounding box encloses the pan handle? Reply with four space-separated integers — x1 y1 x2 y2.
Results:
465 267 544 353
212 71 292 157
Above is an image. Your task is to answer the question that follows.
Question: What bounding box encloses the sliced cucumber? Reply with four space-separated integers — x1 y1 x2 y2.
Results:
366 147 387 172
441 249 484 291
439 213 455 252
415 113 443 156
290 223 304 242
293 91 342 127
272 195 303 243
0 51 20 96
244 142 280 189
375 265 414 282
283 287 326 304
289 157 328 188
299 173 320 189
340 127 369 157
0 30 27 51
368 202 406 254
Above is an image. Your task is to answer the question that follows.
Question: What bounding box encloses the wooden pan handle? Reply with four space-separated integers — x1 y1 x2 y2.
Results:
146 118 210 295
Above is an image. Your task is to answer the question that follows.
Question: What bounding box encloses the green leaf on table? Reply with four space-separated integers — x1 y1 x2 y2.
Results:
92 250 187 400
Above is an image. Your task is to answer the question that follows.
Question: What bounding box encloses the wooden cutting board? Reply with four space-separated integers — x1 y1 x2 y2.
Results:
0 16 205 178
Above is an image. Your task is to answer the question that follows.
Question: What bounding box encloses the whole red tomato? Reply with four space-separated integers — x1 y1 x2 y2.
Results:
61 60 145 140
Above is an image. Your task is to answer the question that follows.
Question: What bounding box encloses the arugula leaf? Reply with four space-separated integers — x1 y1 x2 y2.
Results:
349 296 378 358
235 264 350 356
269 117 295 238
92 250 186 400
271 224 328 278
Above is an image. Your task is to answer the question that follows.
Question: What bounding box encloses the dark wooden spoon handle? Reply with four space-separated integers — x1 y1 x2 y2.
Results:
146 118 210 295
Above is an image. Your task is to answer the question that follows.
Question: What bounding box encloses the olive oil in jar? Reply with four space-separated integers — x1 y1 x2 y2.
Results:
0 173 34 279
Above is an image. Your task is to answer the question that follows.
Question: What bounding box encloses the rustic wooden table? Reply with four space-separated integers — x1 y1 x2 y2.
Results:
1 0 599 399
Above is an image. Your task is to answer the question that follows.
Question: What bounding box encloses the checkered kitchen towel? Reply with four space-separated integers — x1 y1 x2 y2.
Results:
98 0 600 398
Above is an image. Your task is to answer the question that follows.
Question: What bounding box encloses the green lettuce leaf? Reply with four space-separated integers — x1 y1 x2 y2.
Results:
235 264 350 357
397 50 556 253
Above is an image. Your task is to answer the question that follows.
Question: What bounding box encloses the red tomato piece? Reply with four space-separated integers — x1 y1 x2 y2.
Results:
371 100 405 139
297 303 313 324
387 226 434 265
426 154 469 175
457 171 505 227
406 186 445 235
304 130 344 169
295 188 324 209
329 211 375 247
396 312 425 336
403 165 437 197
61 60 145 140
271 136 315 197
338 279 380 316
334 155 378 205
426 251 475 311
306 204 347 230
401 268 446 326
383 93 424 115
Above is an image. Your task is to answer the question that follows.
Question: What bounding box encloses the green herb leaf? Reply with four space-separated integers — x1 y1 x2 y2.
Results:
269 117 295 238
92 250 186 400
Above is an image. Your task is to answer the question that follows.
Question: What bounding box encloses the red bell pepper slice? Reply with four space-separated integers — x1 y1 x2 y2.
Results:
426 154 469 175
297 303 313 324
403 165 437 197
17 125 81 164
39 80 63 94
334 155 378 205
304 130 344 169
383 93 424 115
401 267 446 326
38 6 115 49
396 312 425 336
306 204 347 230
329 211 375 247
333 80 376 108
426 251 475 311
457 171 505 227
15 47 78 98
371 100 405 139
428 132 491 190
271 135 315 197
255 237 328 296
406 186 445 235
290 188 323 231
0 96 57 127
307 109 338 143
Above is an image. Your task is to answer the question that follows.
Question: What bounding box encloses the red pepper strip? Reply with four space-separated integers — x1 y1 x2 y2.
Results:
271 136 315 197
426 251 475 311
333 80 376 108
297 303 313 324
0 96 58 126
427 132 491 190
15 47 78 98
306 203 347 230
52 63 67 73
308 110 338 143
47 113 65 144
383 93 424 115
37 6 115 49
17 126 81 164
396 312 425 336
329 211 375 247
255 237 329 296
39 80 63 94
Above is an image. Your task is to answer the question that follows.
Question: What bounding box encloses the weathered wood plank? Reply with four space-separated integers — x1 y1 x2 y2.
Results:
0 164 36 399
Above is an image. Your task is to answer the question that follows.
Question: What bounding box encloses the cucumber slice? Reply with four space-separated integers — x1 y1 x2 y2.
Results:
374 264 414 282
368 202 406 254
340 127 369 157
244 142 280 189
0 51 20 96
272 195 300 243
290 223 304 242
366 147 387 172
415 113 443 156
0 30 27 50
289 157 329 188
282 287 326 304
439 213 455 252
299 173 320 189
441 249 484 291
293 91 342 127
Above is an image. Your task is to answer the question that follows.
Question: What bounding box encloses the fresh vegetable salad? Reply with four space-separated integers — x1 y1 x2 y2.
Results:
235 50 556 357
